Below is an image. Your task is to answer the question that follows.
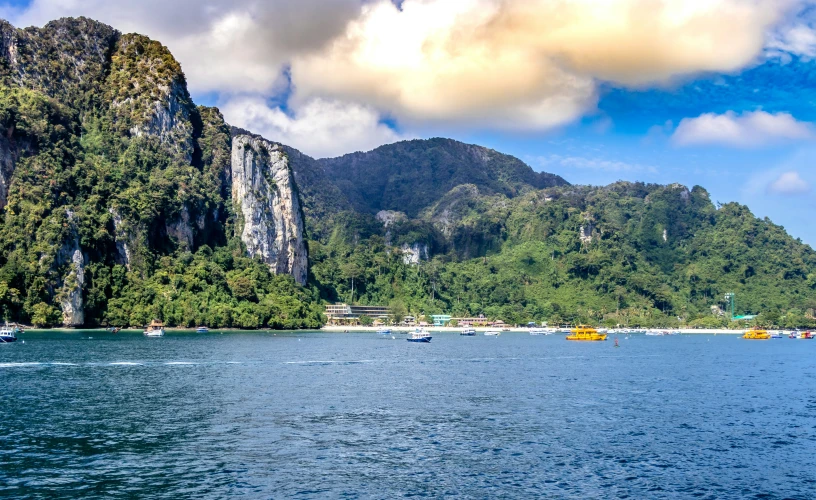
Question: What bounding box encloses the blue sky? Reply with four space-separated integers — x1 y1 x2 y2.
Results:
2 0 816 244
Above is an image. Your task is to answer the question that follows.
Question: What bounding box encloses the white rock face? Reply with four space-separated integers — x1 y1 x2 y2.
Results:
231 135 307 285
59 247 85 327
580 223 595 245
0 132 19 210
109 208 132 270
126 79 194 162
165 205 194 251
401 243 429 265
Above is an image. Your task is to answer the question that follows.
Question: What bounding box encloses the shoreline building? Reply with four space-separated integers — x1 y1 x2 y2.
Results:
324 304 391 325
430 315 452 327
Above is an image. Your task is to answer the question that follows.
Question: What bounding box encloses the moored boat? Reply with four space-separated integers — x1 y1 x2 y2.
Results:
407 328 432 343
460 328 476 336
566 325 607 341
196 326 209 333
376 328 392 335
529 328 548 335
484 330 501 336
798 331 814 339
106 326 121 334
742 327 771 340
144 320 165 337
0 322 17 343
769 331 783 339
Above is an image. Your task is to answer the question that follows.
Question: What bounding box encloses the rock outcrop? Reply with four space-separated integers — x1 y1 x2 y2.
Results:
401 243 429 265
56 210 85 326
231 135 307 285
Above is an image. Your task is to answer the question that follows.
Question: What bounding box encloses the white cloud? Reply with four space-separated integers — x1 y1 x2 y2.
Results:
532 154 656 174
671 111 815 147
292 0 792 130
220 96 406 158
767 170 812 194
6 0 798 127
11 0 363 94
767 23 816 58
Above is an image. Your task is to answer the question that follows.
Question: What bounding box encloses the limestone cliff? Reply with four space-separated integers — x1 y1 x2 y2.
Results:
231 135 307 285
53 210 85 326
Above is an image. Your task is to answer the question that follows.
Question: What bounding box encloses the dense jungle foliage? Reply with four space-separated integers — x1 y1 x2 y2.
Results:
2 17 815 330
0 18 323 328
303 169 816 329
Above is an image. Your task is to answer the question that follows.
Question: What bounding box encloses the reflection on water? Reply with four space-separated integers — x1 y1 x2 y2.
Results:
1 331 815 498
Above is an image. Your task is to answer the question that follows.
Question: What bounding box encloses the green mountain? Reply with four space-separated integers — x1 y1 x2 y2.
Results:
0 18 320 328
1 17 814 330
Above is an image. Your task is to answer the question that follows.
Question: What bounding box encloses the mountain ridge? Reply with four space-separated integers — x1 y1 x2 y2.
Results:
0 16 814 330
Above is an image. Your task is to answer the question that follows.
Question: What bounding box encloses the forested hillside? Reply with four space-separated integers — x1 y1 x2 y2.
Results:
305 175 816 329
1 16 814 330
0 18 322 328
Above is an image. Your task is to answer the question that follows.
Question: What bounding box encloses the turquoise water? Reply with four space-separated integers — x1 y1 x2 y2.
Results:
1 331 815 498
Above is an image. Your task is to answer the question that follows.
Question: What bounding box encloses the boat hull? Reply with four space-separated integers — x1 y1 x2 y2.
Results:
0 335 17 343
144 329 165 337
566 335 607 341
407 337 432 343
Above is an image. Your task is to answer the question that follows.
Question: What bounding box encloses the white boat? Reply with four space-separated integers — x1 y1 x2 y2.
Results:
460 328 476 336
407 328 432 343
484 330 501 336
644 331 663 336
529 328 550 335
376 328 392 335
144 320 165 337
0 322 17 343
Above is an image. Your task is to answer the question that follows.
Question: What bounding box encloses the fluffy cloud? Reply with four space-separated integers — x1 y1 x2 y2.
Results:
291 0 792 129
533 154 656 174
11 0 363 94
767 170 812 194
8 0 798 125
767 23 816 58
220 97 405 158
671 111 815 147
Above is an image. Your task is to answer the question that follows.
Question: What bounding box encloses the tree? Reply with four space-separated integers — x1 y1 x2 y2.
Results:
359 315 373 326
341 261 363 304
390 299 407 324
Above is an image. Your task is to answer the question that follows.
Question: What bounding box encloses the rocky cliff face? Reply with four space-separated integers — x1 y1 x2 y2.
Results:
231 135 307 285
106 33 195 162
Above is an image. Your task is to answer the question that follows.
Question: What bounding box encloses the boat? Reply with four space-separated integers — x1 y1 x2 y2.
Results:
769 331 783 339
645 331 663 336
799 331 814 340
460 328 476 336
407 328 432 343
376 328 392 335
566 325 607 341
529 328 549 335
106 326 121 334
742 327 771 340
144 319 165 337
196 326 209 333
484 330 501 336
0 322 17 343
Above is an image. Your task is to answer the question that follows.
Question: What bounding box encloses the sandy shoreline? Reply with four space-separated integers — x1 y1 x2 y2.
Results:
320 326 749 335
16 326 757 335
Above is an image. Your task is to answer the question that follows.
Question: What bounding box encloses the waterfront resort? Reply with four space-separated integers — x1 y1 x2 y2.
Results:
324 304 507 328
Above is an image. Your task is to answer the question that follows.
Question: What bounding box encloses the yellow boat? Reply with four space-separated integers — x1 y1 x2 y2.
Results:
742 327 770 340
566 325 607 341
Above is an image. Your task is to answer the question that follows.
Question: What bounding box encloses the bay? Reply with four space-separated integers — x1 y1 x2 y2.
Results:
1 331 815 498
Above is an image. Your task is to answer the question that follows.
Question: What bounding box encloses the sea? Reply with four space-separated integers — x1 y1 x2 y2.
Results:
1 330 814 499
